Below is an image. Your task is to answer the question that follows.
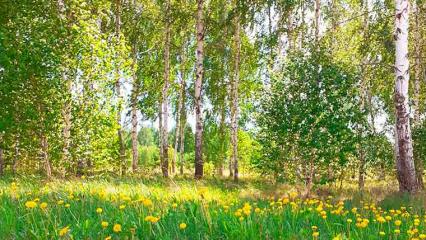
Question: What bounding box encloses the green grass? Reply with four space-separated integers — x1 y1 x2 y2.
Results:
0 176 425 239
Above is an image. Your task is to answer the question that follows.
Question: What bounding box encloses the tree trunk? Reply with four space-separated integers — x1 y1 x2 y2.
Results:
12 136 19 175
161 0 171 178
412 1 424 189
131 44 139 173
158 101 163 170
358 0 369 191
358 149 366 190
172 107 179 175
314 0 320 41
115 0 126 176
0 135 3 176
41 133 52 179
228 157 233 177
394 0 418 193
179 44 187 176
194 0 204 179
218 104 226 177
231 8 240 182
58 0 71 178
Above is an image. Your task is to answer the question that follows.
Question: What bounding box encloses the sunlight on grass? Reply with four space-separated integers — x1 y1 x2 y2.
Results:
0 177 425 239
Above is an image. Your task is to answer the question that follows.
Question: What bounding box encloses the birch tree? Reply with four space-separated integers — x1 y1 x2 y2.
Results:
194 0 205 179
393 0 418 192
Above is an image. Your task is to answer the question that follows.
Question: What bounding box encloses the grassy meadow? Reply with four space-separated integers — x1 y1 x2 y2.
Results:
0 176 425 240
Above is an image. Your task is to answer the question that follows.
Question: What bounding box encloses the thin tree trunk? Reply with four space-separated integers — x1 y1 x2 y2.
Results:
58 0 71 178
394 0 418 193
158 101 163 170
41 133 52 179
179 44 187 176
161 0 171 178
229 157 233 177
194 0 205 179
0 135 3 176
115 0 126 175
173 107 179 175
358 0 369 191
13 136 19 175
231 8 240 182
131 44 139 173
413 1 424 189
314 0 320 41
218 104 226 177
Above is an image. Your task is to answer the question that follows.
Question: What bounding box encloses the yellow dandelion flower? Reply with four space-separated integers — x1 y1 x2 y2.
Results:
40 202 48 210
105 236 112 240
379 231 385 236
101 221 109 228
394 229 400 234
113 224 122 233
395 220 402 226
25 201 37 209
179 223 187 229
59 226 70 237
96 208 103 214
312 232 319 237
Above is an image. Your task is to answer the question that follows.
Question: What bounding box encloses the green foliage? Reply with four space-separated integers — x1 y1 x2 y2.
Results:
256 49 363 182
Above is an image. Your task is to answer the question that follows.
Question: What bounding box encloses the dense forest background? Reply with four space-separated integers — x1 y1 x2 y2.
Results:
1 0 425 195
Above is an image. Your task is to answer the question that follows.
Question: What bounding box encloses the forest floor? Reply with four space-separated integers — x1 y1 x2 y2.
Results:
0 175 425 239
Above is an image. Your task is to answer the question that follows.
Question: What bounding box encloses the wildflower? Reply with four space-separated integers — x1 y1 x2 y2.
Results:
25 201 37 209
312 226 318 231
40 202 48 210
385 215 392 221
145 215 160 223
379 231 385 236
65 203 70 208
57 200 64 205
394 229 400 234
347 219 353 223
105 236 112 240
179 223 187 230
239 216 244 221
172 203 178 208
255 207 261 213
312 232 319 238
377 216 386 223
96 208 103 214
143 199 153 207
101 221 109 228
395 220 402 226
420 234 426 239
113 224 122 233
59 226 70 237
119 205 126 210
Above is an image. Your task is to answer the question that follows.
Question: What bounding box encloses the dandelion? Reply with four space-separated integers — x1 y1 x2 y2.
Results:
394 220 402 226
379 231 385 236
59 226 70 237
105 236 112 240
40 202 48 209
312 232 319 238
394 229 400 234
420 234 426 239
179 223 187 230
101 221 109 228
25 201 37 209
65 203 70 208
96 208 103 214
113 224 122 233
145 215 160 223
